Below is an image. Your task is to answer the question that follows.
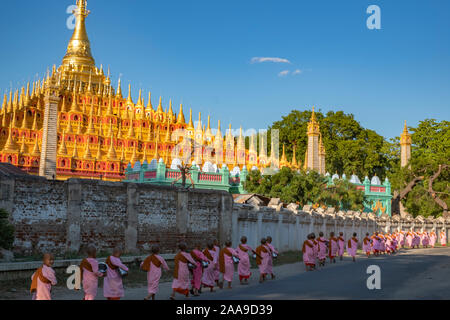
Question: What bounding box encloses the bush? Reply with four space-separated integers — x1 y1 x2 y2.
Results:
0 208 15 250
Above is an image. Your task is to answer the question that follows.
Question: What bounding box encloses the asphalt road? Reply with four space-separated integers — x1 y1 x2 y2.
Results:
192 247 450 300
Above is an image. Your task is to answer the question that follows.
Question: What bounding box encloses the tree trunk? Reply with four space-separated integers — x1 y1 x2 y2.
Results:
428 164 449 217
391 176 424 215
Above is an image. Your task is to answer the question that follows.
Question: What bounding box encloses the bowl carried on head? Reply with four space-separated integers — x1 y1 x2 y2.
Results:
232 256 240 264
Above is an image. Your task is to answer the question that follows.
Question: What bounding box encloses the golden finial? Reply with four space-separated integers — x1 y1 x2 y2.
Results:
62 0 95 68
31 137 41 157
58 133 68 156
107 130 117 161
127 113 136 138
95 138 102 160
137 89 143 106
130 143 138 164
196 112 202 130
116 78 123 99
70 138 77 158
76 119 83 135
2 120 19 153
177 104 186 124
19 137 27 154
25 82 31 106
21 109 28 129
157 96 164 113
87 71 93 93
84 137 93 159
146 92 153 111
187 109 194 129
216 120 222 138
127 83 133 105
117 122 123 139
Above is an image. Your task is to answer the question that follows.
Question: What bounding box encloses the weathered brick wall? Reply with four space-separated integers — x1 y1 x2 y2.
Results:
0 175 233 255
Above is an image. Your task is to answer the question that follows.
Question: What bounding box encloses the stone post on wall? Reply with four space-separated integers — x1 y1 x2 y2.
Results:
125 183 138 253
219 192 233 244
66 179 82 252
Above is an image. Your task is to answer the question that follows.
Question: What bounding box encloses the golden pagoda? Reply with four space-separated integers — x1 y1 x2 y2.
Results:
0 0 276 180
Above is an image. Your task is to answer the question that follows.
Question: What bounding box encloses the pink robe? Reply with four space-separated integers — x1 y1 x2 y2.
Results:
82 258 103 300
338 237 345 256
347 238 358 257
201 249 217 288
413 234 420 247
103 256 129 299
385 237 392 252
236 244 253 279
221 247 238 282
421 234 429 247
31 265 57 300
172 252 196 291
302 240 315 266
329 238 338 258
430 233 437 247
317 237 328 260
406 233 413 247
265 243 278 275
191 249 207 290
362 237 372 254
372 236 380 252
140 255 169 295
440 232 447 246
399 232 405 246
257 246 270 275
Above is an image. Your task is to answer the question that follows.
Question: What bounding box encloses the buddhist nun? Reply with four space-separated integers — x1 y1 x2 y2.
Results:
218 241 239 289
302 234 316 271
190 243 208 296
140 245 169 300
171 242 197 300
347 233 359 262
212 239 221 286
202 242 218 292
328 232 338 263
236 236 256 285
30 253 57 300
338 232 345 260
362 233 372 257
430 230 437 248
103 247 129 300
406 230 414 248
317 232 328 267
265 236 278 280
80 245 103 300
440 230 447 247
255 238 270 283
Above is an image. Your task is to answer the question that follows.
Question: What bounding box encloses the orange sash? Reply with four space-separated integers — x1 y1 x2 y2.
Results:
239 244 249 252
173 252 189 279
363 237 371 245
141 254 162 272
105 256 118 270
203 249 214 262
219 248 232 273
338 236 344 242
190 250 202 262
30 266 51 293
255 245 268 265
348 238 358 248
79 258 94 279
302 240 313 253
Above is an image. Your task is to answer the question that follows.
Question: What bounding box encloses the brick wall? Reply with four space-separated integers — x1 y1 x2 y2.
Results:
0 175 233 255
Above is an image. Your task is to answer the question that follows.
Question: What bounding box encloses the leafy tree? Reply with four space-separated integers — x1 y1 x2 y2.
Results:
387 119 450 217
244 168 365 211
268 110 389 179
0 208 15 250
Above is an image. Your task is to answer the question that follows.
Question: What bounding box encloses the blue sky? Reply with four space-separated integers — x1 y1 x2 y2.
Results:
0 0 449 139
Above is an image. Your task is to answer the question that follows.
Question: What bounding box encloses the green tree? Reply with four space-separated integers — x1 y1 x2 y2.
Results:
0 208 15 250
268 110 389 179
388 119 450 217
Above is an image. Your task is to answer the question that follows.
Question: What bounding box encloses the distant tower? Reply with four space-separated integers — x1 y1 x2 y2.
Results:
400 120 412 168
305 107 321 173
318 134 326 175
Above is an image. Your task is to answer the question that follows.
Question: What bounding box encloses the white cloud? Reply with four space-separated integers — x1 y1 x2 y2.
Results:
278 70 290 77
251 57 291 64
292 69 302 75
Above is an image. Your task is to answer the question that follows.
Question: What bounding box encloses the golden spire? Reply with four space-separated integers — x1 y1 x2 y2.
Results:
116 78 123 99
31 137 41 157
106 96 114 116
58 133 68 156
165 117 171 142
127 113 136 138
62 0 95 68
291 144 298 168
168 99 175 122
3 120 19 153
136 89 143 107
86 107 96 135
21 108 28 129
84 138 93 159
154 139 160 160
126 84 133 105
107 131 117 161
130 143 138 164
61 96 68 113
11 110 18 128
400 120 412 145
215 120 222 139
19 137 27 154
280 144 287 164
76 119 83 135
177 104 186 124
117 122 123 139
187 109 194 129
25 82 31 106
7 90 13 113
120 145 125 162
307 106 320 136
106 118 114 137
95 138 102 160
196 112 202 130
70 86 81 113
2 93 7 113
142 144 148 162
156 96 164 114
87 71 93 93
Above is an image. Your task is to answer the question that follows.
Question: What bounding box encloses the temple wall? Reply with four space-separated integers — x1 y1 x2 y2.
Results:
0 175 233 255
0 174 448 255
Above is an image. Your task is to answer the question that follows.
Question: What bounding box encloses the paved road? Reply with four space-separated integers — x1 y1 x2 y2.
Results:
5 247 450 300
